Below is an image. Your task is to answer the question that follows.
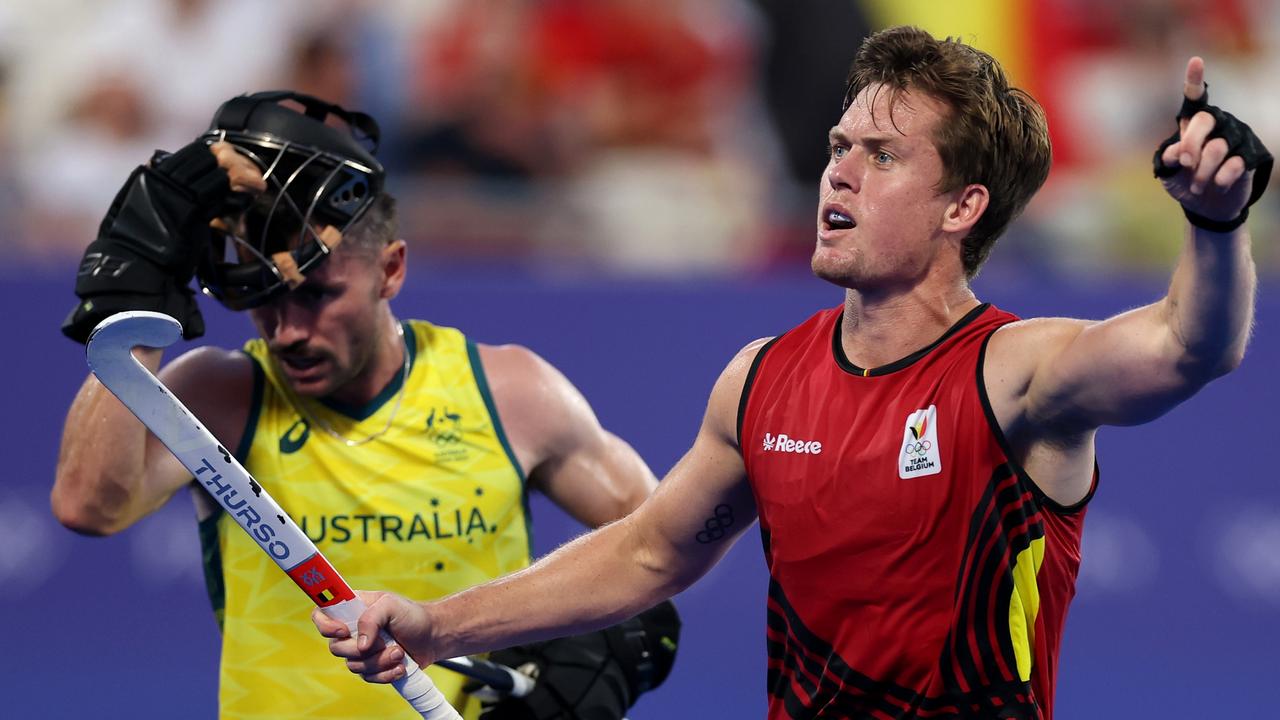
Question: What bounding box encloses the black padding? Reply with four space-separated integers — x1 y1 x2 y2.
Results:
471 601 682 720
1151 83 1273 232
63 141 236 343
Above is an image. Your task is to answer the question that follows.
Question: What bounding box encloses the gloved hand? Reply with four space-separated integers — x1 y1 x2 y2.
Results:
62 140 243 343
1152 68 1273 233
471 600 681 720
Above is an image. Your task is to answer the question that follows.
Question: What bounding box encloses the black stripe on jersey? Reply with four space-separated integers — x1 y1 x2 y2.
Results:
978 474 1040 680
737 335 784 450
832 303 991 377
941 464 1045 717
766 579 1042 719
762 579 916 712
974 331 1097 515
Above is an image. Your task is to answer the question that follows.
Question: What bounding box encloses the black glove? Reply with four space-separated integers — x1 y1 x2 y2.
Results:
473 600 681 720
62 141 239 343
1152 83 1274 233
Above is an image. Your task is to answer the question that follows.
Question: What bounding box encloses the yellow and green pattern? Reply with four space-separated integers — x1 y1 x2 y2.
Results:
201 320 529 719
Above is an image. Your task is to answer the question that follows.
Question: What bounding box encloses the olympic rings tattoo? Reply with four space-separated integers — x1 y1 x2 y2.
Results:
695 504 735 544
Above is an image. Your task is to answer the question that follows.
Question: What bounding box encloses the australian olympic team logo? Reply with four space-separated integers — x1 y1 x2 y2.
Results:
425 406 463 444
899 405 943 479
426 405 470 463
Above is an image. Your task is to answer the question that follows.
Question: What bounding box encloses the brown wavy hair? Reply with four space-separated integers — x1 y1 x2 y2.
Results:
843 26 1052 278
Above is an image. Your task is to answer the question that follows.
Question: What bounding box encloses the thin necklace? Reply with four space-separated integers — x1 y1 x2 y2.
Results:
278 321 412 447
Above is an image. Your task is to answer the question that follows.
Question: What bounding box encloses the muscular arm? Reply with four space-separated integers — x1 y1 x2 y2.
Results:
317 340 770 679
52 141 267 534
985 57 1259 502
995 225 1252 427
479 343 657 527
52 346 253 535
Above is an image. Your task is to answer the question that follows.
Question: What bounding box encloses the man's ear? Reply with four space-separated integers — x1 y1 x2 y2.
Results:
379 239 407 300
941 183 990 234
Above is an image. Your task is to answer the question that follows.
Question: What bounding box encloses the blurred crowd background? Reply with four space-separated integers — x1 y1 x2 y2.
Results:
1 0 1277 277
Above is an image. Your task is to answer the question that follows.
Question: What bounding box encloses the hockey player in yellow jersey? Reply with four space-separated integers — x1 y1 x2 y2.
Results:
53 91 675 719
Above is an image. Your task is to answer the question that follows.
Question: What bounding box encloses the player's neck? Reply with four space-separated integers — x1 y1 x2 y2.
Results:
839 284 979 370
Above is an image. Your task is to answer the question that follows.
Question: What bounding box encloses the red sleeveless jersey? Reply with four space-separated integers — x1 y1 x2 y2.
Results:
739 304 1093 720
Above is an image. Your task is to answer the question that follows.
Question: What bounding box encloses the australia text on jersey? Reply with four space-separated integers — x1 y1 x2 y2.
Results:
299 506 498 543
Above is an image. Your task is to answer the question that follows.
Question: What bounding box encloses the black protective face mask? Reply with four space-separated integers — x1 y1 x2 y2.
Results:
195 91 385 310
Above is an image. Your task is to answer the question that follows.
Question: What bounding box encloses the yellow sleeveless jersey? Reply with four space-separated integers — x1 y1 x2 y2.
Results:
199 320 530 719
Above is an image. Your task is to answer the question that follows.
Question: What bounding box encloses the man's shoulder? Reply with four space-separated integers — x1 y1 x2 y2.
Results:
157 345 256 448
982 314 1096 421
723 336 777 387
472 342 547 384
160 344 254 386
987 315 1093 359
472 343 576 425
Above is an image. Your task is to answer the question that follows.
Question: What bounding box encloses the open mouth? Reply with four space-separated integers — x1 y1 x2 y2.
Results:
823 208 855 231
279 354 325 372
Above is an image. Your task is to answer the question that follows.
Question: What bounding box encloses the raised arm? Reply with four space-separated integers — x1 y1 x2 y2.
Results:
985 58 1269 502
478 343 657 527
52 140 266 533
52 347 253 534
315 340 771 682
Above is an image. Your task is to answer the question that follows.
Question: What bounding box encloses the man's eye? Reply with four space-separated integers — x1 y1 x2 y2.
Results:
875 151 893 164
830 144 847 160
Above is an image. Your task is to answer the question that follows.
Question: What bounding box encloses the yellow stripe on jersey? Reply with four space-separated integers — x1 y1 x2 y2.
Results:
203 320 529 719
1006 536 1045 682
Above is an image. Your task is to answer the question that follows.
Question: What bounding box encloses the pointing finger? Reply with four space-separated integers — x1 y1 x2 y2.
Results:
1183 56 1206 101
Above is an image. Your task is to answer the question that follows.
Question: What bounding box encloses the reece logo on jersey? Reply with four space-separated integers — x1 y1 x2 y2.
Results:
762 432 822 455
899 405 942 479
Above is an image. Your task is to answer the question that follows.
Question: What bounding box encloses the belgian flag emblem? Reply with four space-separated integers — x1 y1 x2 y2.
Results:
288 553 356 606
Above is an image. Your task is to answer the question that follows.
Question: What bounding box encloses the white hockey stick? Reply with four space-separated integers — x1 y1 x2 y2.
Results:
86 311 462 720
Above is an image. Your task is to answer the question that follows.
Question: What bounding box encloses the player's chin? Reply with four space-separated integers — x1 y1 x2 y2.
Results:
277 358 339 396
286 371 338 399
810 246 859 287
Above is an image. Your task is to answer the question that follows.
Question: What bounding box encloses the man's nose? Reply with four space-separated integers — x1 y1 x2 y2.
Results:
826 152 860 193
262 300 310 347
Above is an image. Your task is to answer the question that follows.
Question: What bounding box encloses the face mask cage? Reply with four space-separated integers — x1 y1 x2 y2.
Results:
194 96 384 311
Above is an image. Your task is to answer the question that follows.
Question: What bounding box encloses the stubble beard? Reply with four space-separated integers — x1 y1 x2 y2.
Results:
318 317 388 403
810 245 865 289
286 352 344 400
